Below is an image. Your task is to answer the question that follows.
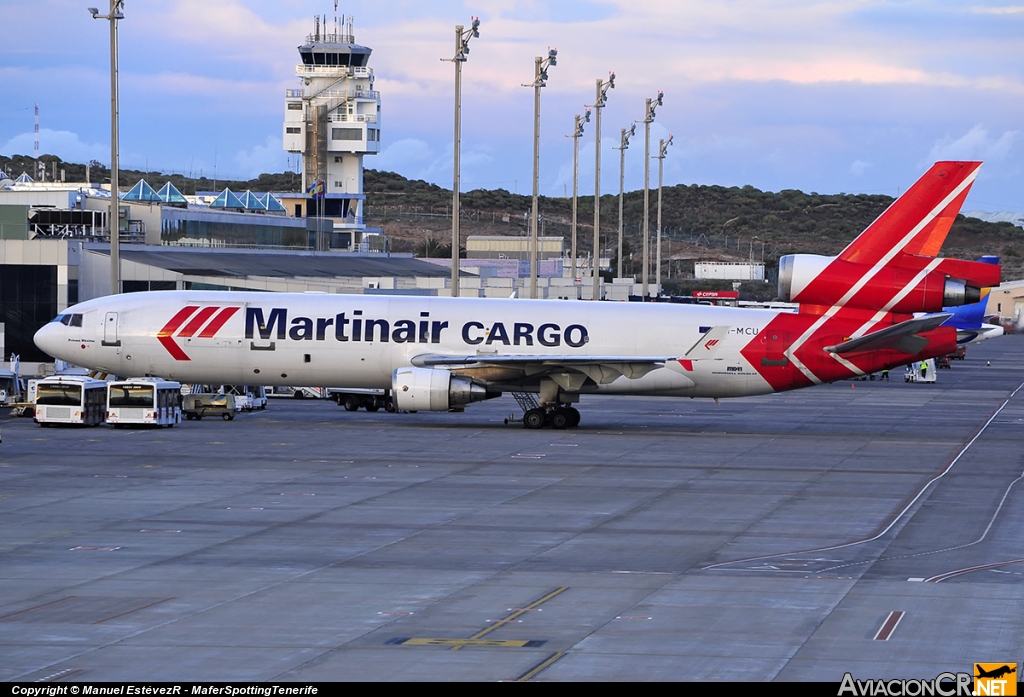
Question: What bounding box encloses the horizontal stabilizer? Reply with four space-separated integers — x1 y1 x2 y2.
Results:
825 314 951 355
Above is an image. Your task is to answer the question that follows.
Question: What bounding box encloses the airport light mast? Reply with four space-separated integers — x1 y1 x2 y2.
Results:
586 73 614 301
613 124 635 280
654 134 673 297
565 110 590 287
638 91 663 298
524 49 557 299
444 18 480 298
88 1 125 295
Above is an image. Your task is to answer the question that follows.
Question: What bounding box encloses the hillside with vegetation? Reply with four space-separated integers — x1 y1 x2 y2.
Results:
361 168 1024 288
5 153 1023 291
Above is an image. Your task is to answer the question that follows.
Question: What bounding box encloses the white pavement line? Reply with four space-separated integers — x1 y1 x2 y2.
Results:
702 378 1024 572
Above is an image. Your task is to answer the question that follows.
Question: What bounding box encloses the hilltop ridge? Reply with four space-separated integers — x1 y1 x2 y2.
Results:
4 153 1023 282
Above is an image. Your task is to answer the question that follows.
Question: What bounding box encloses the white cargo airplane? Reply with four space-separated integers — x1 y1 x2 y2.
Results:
34 162 1001 429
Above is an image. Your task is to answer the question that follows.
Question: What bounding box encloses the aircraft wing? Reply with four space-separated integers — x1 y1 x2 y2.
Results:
824 314 952 355
411 353 677 384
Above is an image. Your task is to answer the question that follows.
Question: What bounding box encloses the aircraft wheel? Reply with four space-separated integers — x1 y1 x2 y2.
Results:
384 397 398 413
567 407 581 428
550 409 569 430
523 408 546 430
343 396 360 412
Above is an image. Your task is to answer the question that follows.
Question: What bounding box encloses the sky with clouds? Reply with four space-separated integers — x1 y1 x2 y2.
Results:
1 0 1022 211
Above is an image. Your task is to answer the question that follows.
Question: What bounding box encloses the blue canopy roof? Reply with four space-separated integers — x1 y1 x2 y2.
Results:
210 188 246 209
239 190 267 210
259 193 287 213
124 179 161 202
157 181 188 205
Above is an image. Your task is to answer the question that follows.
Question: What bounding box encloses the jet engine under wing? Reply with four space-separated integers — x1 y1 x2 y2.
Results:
824 313 952 356
410 353 677 384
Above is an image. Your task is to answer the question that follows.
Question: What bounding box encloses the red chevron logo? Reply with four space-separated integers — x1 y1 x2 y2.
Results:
157 305 239 360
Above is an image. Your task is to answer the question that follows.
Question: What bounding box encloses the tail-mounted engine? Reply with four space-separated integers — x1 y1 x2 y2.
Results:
392 367 498 411
778 254 999 313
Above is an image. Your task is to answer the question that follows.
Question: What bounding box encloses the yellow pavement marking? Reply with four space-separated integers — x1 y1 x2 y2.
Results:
400 638 536 648
451 586 568 651
516 651 567 682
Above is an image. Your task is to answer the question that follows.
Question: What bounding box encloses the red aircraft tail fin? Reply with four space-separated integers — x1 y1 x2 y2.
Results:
838 161 981 265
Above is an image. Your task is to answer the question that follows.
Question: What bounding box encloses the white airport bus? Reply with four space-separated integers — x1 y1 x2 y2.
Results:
34 375 107 426
107 378 183 427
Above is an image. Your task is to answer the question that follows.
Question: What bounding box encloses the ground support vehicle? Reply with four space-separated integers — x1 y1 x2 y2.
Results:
107 378 182 427
34 375 107 426
183 393 236 420
0 369 20 407
328 388 396 413
267 387 327 400
905 359 938 383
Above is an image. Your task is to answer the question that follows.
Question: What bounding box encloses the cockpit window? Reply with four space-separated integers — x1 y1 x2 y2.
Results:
52 314 82 327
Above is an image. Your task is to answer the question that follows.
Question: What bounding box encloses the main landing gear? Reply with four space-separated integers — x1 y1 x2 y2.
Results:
523 405 581 430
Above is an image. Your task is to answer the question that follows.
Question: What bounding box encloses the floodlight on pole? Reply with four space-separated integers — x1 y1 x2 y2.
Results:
654 134 673 297
636 90 663 298
523 48 557 299
443 17 480 298
89 0 125 296
565 110 590 289
586 72 614 301
612 124 635 281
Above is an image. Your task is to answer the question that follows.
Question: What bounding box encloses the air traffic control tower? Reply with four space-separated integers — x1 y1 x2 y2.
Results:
283 14 380 250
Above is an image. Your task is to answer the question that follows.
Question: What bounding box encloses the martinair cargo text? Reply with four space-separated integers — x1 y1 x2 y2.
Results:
34 162 1003 429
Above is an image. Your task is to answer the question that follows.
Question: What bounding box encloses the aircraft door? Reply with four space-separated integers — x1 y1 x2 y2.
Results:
103 312 120 347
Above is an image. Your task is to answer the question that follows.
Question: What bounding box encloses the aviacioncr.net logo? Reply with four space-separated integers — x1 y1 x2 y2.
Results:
974 664 1017 696
838 672 973 697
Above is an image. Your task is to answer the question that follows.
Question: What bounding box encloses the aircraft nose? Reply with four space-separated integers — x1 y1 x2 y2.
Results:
34 322 64 359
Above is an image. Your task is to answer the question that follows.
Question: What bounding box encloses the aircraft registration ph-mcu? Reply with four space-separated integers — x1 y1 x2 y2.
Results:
35 161 1003 429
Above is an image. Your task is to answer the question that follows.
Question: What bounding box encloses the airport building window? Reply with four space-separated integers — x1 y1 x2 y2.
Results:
287 103 302 110
124 281 176 293
286 127 301 134
331 128 361 141
0 264 58 362
162 217 310 250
